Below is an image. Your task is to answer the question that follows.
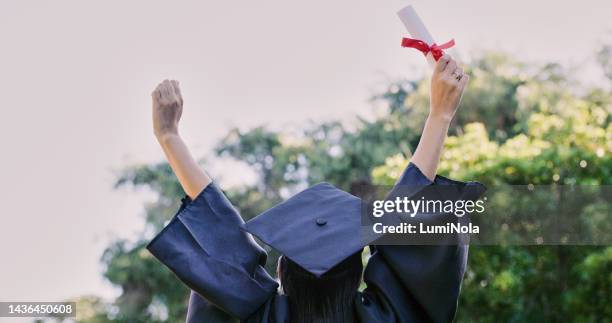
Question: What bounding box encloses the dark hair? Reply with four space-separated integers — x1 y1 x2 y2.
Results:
279 251 363 323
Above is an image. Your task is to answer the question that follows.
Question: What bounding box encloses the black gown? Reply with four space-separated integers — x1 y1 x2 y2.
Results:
147 163 481 322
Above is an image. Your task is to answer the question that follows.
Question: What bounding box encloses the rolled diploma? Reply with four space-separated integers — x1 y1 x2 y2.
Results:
397 5 437 67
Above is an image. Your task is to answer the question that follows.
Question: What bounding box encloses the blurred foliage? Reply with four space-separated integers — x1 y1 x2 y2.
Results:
72 47 610 322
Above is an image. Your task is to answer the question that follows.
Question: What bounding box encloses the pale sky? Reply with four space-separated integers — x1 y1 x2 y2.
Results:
0 0 610 316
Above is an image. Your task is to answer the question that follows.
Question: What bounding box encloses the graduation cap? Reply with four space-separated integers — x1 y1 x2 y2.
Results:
243 182 367 277
243 177 484 277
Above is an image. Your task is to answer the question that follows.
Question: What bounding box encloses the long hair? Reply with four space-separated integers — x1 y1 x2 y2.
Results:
279 251 363 323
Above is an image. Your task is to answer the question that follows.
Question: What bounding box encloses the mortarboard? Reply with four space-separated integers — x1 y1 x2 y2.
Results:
243 177 485 277
242 182 367 277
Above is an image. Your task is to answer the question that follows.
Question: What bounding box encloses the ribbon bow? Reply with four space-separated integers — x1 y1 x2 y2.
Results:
401 37 455 61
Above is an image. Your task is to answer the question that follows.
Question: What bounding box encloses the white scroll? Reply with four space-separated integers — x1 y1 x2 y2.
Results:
397 5 437 67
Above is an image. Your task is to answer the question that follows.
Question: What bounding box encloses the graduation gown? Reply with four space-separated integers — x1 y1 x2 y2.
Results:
147 163 482 323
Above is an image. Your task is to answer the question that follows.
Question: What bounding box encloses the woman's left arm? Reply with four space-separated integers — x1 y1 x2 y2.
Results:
148 80 278 321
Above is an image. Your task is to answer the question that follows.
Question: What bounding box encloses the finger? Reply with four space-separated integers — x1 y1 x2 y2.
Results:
171 80 181 96
444 59 457 76
161 80 171 97
459 74 470 89
154 83 164 98
453 67 464 82
171 80 183 104
167 80 176 96
151 88 161 100
435 55 451 73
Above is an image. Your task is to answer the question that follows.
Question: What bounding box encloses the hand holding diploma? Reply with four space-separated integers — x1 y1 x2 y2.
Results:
397 7 468 179
409 54 469 180
429 55 469 121
396 5 467 121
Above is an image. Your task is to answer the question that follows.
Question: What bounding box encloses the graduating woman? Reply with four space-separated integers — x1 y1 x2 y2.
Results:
147 55 483 323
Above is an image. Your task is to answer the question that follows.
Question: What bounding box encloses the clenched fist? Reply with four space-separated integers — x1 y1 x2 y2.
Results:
429 55 469 121
152 79 183 139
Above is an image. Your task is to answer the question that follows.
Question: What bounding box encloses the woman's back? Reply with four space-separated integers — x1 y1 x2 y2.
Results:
280 253 363 323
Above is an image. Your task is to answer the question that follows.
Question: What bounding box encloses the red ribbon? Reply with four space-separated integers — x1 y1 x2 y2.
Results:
401 37 455 61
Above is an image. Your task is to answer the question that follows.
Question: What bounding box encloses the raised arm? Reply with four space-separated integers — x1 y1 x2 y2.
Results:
410 55 468 180
152 80 211 199
362 56 479 323
148 80 278 321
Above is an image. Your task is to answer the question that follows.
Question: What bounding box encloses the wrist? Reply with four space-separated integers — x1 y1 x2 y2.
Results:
427 111 454 124
156 131 181 146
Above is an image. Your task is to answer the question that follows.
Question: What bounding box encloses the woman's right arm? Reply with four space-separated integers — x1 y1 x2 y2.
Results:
361 56 483 323
152 80 211 199
410 55 469 180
